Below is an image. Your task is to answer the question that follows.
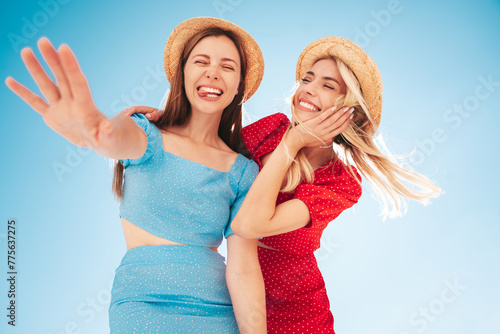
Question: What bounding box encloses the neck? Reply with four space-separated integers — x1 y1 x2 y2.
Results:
177 109 223 146
303 146 335 167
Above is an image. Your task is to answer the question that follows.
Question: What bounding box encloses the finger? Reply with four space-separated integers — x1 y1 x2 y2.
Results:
20 47 60 102
323 107 352 129
121 106 160 120
324 106 350 123
316 106 337 124
301 106 336 131
328 108 353 130
150 110 161 121
58 44 93 103
328 109 353 135
38 37 72 98
120 108 134 116
6 77 49 113
120 106 149 116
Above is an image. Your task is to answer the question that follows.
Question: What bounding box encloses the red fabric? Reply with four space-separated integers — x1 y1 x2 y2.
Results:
242 113 362 333
258 248 334 333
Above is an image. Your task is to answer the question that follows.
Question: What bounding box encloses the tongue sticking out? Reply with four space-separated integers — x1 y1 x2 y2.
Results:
197 87 222 98
198 91 217 98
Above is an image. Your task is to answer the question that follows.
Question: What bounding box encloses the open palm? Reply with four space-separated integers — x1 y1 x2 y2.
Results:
291 107 353 149
6 37 114 149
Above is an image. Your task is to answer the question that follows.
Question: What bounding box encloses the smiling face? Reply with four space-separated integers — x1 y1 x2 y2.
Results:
293 58 347 122
183 35 241 117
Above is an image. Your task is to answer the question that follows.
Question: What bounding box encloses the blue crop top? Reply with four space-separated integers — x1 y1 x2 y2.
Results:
119 114 259 248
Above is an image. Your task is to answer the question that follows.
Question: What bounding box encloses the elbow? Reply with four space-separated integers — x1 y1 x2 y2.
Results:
231 217 263 240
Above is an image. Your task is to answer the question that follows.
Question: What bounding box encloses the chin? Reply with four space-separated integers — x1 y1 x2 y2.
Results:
294 109 318 123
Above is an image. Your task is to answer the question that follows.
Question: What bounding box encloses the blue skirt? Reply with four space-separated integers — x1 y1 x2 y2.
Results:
109 245 239 333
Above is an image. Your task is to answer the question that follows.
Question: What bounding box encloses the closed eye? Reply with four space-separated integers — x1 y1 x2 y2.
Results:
301 78 311 83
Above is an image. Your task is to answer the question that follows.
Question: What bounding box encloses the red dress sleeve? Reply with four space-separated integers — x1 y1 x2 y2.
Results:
242 113 290 168
260 162 363 255
293 163 362 228
242 112 363 255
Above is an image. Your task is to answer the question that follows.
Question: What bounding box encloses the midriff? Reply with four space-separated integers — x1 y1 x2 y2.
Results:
121 218 218 252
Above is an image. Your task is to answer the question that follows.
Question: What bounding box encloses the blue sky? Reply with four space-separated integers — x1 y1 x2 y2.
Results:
1 0 499 333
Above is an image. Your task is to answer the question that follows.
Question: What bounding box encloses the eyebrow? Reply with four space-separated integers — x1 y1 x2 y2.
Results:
192 54 238 65
305 71 341 86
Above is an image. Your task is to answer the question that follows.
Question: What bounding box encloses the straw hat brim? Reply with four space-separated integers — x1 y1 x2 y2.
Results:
296 36 383 133
164 17 264 102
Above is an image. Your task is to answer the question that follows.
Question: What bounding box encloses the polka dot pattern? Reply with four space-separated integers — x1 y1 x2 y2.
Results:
110 114 259 332
242 113 363 333
119 114 260 247
109 245 239 333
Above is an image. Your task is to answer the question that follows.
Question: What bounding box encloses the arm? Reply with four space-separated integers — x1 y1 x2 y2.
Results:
226 234 266 333
5 37 147 160
232 107 353 239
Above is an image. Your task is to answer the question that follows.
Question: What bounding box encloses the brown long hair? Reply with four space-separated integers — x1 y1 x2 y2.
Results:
112 28 248 200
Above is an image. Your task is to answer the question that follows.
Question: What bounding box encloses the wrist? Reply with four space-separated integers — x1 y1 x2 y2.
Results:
283 128 304 152
281 130 302 156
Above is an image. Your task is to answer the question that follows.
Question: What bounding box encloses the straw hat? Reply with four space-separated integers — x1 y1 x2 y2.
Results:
296 36 383 133
164 17 264 102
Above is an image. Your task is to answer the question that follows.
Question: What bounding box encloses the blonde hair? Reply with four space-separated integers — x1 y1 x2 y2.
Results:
282 56 441 218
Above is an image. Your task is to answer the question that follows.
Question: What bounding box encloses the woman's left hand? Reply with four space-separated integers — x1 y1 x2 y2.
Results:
287 106 353 150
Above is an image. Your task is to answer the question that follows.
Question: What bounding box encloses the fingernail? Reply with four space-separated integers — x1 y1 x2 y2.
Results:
20 47 31 55
331 106 336 112
349 108 354 113
350 114 354 119
343 107 349 113
146 114 151 118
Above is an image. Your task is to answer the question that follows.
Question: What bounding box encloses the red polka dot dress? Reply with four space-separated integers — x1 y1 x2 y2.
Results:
242 113 362 333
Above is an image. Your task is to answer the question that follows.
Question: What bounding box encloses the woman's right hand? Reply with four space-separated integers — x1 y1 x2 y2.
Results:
287 106 353 150
120 106 162 122
5 37 115 151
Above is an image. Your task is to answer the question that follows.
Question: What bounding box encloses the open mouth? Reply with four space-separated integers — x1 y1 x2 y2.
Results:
298 99 321 112
197 86 223 98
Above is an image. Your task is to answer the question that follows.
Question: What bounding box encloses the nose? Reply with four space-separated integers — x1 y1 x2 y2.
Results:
303 83 317 97
206 65 219 80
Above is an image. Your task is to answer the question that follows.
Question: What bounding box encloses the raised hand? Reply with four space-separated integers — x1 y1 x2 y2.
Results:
288 106 353 149
120 106 163 122
5 37 114 150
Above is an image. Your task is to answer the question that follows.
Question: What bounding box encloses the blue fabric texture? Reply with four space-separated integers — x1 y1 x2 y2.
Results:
110 114 258 332
119 114 259 245
109 245 239 333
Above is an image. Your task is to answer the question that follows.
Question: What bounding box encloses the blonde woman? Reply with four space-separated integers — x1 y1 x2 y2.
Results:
232 37 440 333
125 37 441 333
